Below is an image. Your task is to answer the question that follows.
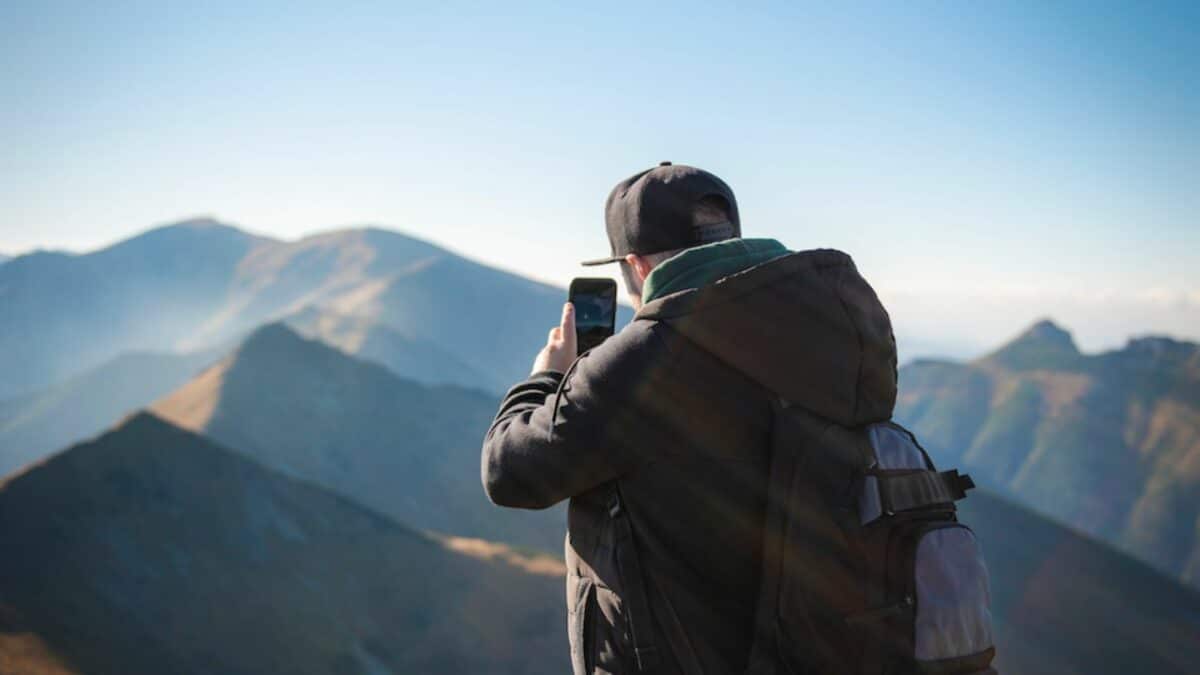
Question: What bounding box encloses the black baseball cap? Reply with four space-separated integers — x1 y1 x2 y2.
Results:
581 161 740 266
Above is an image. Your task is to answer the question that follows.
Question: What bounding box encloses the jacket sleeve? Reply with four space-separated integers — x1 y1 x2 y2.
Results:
481 321 667 509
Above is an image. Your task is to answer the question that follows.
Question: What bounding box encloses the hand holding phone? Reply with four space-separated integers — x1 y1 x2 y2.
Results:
568 278 617 355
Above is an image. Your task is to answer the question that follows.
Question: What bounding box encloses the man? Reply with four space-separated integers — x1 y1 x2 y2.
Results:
481 162 897 674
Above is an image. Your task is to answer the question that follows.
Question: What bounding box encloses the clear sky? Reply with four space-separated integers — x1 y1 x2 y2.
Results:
2 1 1197 358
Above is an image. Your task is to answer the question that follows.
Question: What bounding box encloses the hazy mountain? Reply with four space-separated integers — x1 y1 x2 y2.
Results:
152 322 565 553
895 318 1200 587
0 219 274 399
190 225 628 389
0 219 623 401
962 489 1200 674
0 349 219 477
282 305 499 391
0 253 9 265
0 411 566 674
176 226 452 347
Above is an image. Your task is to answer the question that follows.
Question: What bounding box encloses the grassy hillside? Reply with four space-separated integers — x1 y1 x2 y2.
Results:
0 412 567 674
152 322 566 553
896 319 1200 588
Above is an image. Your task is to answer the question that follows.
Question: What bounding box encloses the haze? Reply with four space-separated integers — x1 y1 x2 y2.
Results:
2 1 1197 357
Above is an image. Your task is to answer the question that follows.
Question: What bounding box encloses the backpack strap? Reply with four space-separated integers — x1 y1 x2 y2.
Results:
745 397 805 675
610 482 662 672
874 469 975 517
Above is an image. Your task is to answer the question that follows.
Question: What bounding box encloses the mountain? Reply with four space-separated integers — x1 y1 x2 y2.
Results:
963 490 1200 675
0 220 618 401
3 414 1195 674
895 318 1200 587
0 411 566 674
0 253 9 265
0 219 274 399
0 348 219 477
183 225 629 389
151 322 565 553
282 305 499 391
0 218 636 502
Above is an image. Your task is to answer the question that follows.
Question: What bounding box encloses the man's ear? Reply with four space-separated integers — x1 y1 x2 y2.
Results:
624 253 653 282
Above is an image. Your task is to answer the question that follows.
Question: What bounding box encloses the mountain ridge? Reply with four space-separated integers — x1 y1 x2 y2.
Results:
0 409 567 674
895 317 1200 589
0 347 220 477
151 321 566 552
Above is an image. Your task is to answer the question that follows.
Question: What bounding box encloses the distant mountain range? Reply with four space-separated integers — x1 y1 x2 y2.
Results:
895 319 1200 589
151 322 566 553
0 412 567 674
0 218 605 400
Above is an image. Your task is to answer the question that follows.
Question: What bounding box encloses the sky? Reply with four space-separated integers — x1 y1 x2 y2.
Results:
2 1 1197 358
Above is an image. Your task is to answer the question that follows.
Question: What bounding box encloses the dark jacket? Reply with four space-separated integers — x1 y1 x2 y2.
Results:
481 248 897 675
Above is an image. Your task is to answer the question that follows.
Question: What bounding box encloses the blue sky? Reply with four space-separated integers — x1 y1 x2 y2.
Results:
2 1 1197 357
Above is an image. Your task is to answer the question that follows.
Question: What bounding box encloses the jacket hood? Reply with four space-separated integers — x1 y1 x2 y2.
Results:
636 249 897 427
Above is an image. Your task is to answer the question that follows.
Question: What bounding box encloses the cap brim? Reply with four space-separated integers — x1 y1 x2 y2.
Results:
580 256 623 266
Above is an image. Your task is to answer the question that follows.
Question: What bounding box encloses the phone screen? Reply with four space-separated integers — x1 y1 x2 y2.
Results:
569 277 617 355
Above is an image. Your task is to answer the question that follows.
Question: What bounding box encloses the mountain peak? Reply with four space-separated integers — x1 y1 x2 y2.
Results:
91 217 275 266
161 215 225 229
983 318 1082 370
1124 335 1196 354
239 321 308 352
1111 335 1200 375
222 322 334 380
1019 318 1077 349
115 408 177 434
128 216 248 240
0 408 206 494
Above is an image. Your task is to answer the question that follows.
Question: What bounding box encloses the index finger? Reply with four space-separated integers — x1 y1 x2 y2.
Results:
561 303 577 349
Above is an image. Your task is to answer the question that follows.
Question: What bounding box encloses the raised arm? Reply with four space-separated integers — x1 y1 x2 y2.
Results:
481 315 668 509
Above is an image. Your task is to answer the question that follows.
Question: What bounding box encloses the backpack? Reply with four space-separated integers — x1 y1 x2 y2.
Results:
744 398 997 675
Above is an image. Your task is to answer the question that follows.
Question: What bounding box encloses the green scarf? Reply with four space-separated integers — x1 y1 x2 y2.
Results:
642 238 789 304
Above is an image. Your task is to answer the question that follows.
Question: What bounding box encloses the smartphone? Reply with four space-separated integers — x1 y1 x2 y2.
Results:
568 277 617 355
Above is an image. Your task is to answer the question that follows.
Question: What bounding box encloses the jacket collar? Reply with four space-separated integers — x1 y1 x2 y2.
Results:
641 238 788 304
